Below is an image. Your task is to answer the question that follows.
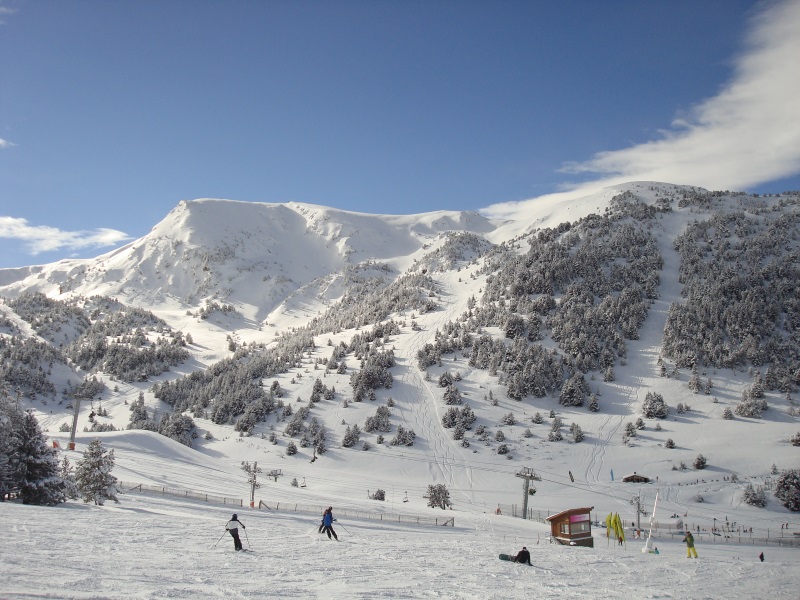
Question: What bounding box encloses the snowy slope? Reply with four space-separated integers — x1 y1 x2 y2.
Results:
2 430 799 600
1 182 800 597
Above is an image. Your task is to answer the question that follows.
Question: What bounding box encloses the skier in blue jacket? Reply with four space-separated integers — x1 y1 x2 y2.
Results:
321 506 338 540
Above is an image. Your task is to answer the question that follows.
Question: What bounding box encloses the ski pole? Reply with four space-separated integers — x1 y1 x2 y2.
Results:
213 530 228 547
244 528 251 550
337 521 351 535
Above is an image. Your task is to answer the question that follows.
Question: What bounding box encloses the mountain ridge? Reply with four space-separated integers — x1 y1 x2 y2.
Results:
2 180 799 528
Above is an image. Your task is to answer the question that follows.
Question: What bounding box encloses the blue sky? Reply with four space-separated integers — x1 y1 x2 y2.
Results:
1 0 799 269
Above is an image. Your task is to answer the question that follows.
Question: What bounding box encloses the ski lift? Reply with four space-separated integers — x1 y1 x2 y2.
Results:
403 491 409 503
300 477 306 488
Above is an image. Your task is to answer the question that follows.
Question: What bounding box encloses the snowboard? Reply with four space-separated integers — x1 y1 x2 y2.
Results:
499 553 514 561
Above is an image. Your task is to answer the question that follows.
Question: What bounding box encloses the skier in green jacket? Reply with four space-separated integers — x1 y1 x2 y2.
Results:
682 531 698 558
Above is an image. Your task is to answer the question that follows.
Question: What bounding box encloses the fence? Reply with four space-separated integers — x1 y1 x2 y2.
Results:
258 500 455 528
114 481 453 528
117 481 243 507
493 503 800 549
665 530 800 548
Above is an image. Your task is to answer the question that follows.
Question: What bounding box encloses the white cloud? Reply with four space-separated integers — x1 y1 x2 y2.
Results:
0 4 17 24
483 0 800 220
0 216 131 255
0 138 16 149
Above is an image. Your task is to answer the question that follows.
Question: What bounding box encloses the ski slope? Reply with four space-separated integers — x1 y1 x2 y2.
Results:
2 432 798 600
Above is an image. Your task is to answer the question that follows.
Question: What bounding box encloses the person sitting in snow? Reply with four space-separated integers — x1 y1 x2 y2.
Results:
225 513 246 551
513 546 531 565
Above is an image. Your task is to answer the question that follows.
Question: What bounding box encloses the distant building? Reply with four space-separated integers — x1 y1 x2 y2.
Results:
622 472 650 483
546 506 594 547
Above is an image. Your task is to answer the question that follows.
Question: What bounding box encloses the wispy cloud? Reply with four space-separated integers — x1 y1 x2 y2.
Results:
0 217 131 256
484 0 800 219
0 138 16 149
0 4 17 25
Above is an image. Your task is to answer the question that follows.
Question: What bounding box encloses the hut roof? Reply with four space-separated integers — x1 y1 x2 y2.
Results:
545 507 594 522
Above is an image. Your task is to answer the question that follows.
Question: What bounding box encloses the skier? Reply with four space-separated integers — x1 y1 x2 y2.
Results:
513 546 531 565
682 530 698 558
759 552 764 562
321 506 338 540
225 513 246 551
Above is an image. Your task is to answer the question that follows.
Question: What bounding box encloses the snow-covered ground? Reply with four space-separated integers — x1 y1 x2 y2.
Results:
2 183 800 598
3 434 798 600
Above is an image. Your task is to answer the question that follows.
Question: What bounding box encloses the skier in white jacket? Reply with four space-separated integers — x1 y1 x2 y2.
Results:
225 513 246 551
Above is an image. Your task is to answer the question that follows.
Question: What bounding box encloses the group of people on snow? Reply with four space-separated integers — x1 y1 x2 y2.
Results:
223 506 339 551
224 511 770 563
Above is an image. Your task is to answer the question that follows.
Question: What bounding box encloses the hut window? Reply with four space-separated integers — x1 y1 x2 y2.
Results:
559 523 570 534
571 521 591 534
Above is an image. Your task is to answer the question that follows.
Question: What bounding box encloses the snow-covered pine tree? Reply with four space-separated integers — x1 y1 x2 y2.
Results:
442 384 462 405
158 412 196 446
559 372 588 407
693 454 707 470
742 483 767 508
60 455 79 500
341 424 361 448
642 392 669 419
127 393 156 431
0 398 20 501
427 483 451 509
571 423 585 443
774 469 800 512
75 439 118 505
16 410 65 506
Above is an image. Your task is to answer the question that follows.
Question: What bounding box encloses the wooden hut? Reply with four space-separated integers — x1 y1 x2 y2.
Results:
621 472 650 483
546 506 595 547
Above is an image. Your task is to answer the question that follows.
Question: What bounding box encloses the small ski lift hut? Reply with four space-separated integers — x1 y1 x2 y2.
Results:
622 472 650 483
546 506 595 547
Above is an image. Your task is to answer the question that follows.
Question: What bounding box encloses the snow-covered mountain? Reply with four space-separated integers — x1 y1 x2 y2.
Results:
2 181 800 599
0 199 496 322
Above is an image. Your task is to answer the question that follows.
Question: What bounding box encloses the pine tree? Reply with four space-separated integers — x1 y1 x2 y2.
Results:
774 469 800 512
75 439 118 505
16 410 65 506
742 483 767 508
0 403 20 501
693 454 707 470
642 392 669 418
427 483 451 509
341 424 361 448
60 456 79 500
